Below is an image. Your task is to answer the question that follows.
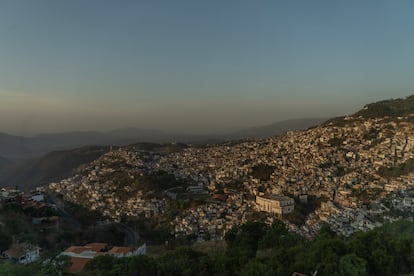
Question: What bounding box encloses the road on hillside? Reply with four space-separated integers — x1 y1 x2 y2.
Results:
47 193 82 229
47 193 139 246
113 223 138 246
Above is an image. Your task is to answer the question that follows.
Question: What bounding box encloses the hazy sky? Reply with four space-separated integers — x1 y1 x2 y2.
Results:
1 0 414 135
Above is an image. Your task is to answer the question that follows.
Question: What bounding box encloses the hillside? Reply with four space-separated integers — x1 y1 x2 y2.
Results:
0 130 159 160
0 118 329 160
0 155 11 169
0 143 191 191
231 118 327 139
355 95 414 118
0 146 111 190
0 133 33 160
47 95 414 241
325 95 414 126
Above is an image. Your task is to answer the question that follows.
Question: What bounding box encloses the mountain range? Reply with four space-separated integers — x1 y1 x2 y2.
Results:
0 118 325 190
0 118 326 160
45 95 414 235
3 94 412 191
0 146 112 190
0 155 10 169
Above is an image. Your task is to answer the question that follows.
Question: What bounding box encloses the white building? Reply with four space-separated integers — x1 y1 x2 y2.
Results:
256 194 295 215
3 243 41 265
31 194 45 202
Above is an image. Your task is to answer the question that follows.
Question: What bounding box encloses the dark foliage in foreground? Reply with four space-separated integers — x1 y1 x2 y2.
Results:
1 220 413 275
79 220 414 276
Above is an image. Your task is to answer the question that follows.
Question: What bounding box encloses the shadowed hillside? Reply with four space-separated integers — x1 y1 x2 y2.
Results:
0 119 327 160
0 155 11 169
0 146 111 190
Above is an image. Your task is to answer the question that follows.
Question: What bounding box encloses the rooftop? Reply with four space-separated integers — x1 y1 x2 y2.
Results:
257 194 293 202
67 257 92 273
108 246 133 254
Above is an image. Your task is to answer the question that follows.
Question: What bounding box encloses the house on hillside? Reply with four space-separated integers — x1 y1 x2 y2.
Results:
31 194 45 202
0 187 20 201
60 243 107 273
60 242 146 273
3 243 41 265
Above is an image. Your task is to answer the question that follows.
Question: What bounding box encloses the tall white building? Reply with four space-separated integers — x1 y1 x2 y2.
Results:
256 194 294 215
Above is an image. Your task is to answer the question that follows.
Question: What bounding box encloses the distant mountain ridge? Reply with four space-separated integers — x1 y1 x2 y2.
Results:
0 130 176 160
0 118 325 160
0 155 11 169
0 132 32 160
1 95 413 191
0 118 325 190
0 146 111 190
45 94 414 240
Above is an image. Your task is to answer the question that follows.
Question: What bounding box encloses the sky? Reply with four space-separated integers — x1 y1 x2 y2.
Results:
0 0 414 136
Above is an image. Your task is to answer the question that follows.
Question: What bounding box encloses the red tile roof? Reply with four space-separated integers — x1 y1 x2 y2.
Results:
4 248 23 258
108 246 132 254
64 246 89 254
211 194 228 201
85 243 107 252
3 244 39 258
64 243 107 254
67 257 91 273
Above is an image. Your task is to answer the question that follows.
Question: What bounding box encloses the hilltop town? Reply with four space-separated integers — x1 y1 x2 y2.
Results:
1 96 414 274
48 97 414 240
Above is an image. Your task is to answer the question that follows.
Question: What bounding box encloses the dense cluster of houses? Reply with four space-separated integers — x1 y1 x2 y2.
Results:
0 186 147 271
0 188 47 266
48 150 166 220
173 191 251 239
48 115 414 238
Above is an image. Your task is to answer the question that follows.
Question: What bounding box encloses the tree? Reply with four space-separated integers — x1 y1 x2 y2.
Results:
241 259 274 276
226 221 266 259
0 262 38 276
0 232 12 252
38 255 72 276
305 237 347 274
338 254 367 276
84 255 116 274
110 255 158 276
259 220 289 249
158 247 207 275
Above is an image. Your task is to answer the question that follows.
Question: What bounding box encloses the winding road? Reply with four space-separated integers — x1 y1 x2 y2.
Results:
47 193 138 246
